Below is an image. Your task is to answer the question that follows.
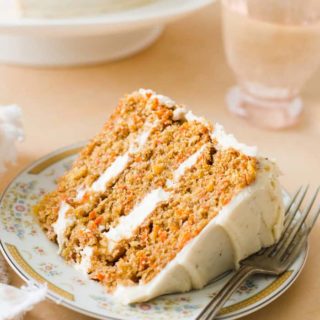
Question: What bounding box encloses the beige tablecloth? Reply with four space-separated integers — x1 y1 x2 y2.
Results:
0 3 319 320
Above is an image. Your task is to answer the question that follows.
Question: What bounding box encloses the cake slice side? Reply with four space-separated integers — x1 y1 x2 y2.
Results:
113 156 284 303
34 89 284 304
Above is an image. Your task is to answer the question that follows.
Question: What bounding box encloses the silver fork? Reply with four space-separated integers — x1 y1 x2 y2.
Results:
196 186 320 320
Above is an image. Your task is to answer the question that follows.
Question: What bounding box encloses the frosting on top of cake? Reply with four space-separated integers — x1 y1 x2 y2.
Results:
138 88 257 156
62 89 260 269
211 123 257 156
48 89 280 302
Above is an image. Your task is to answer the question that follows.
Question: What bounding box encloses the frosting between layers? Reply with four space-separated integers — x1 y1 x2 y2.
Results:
103 144 208 250
75 90 256 204
75 185 87 202
91 153 130 193
74 141 208 269
104 188 171 251
113 160 284 304
52 202 74 254
166 144 207 188
78 122 157 200
53 90 264 283
74 246 94 274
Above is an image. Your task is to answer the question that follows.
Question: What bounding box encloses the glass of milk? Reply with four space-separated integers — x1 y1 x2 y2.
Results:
222 0 320 129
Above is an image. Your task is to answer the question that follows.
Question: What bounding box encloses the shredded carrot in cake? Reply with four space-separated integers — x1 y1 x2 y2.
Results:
34 90 257 291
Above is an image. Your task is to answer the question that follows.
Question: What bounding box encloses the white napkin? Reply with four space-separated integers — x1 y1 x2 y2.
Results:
0 282 47 320
0 105 24 172
0 105 47 320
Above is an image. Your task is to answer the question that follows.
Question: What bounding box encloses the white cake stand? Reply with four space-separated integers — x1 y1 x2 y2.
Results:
0 0 214 67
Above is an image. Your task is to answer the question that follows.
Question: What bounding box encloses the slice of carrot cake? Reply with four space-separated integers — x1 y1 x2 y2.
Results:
34 89 284 304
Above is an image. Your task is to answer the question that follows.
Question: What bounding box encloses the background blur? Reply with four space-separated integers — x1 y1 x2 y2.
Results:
0 3 319 319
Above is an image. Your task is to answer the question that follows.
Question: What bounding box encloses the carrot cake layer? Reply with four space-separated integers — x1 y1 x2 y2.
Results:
35 89 284 304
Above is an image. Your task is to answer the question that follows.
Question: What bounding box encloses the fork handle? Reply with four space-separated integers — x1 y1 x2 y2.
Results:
196 265 257 320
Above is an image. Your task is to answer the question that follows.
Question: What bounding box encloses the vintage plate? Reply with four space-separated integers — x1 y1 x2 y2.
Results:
0 143 307 320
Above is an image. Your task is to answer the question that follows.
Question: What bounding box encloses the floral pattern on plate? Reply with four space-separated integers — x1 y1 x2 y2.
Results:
0 143 308 320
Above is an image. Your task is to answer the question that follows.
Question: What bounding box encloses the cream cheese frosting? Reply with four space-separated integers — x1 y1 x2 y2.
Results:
74 246 94 274
113 159 284 304
78 122 157 199
52 201 74 254
211 123 257 157
50 89 284 305
104 188 170 251
140 89 257 157
91 153 130 193
104 145 208 250
166 143 207 188
139 88 176 108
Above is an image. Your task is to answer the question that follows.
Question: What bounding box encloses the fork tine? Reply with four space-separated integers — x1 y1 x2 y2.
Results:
283 185 309 230
266 186 308 257
195 186 315 320
284 186 303 216
281 232 307 264
276 186 319 259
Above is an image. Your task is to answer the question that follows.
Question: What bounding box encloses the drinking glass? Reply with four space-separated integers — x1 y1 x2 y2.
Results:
221 0 320 129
